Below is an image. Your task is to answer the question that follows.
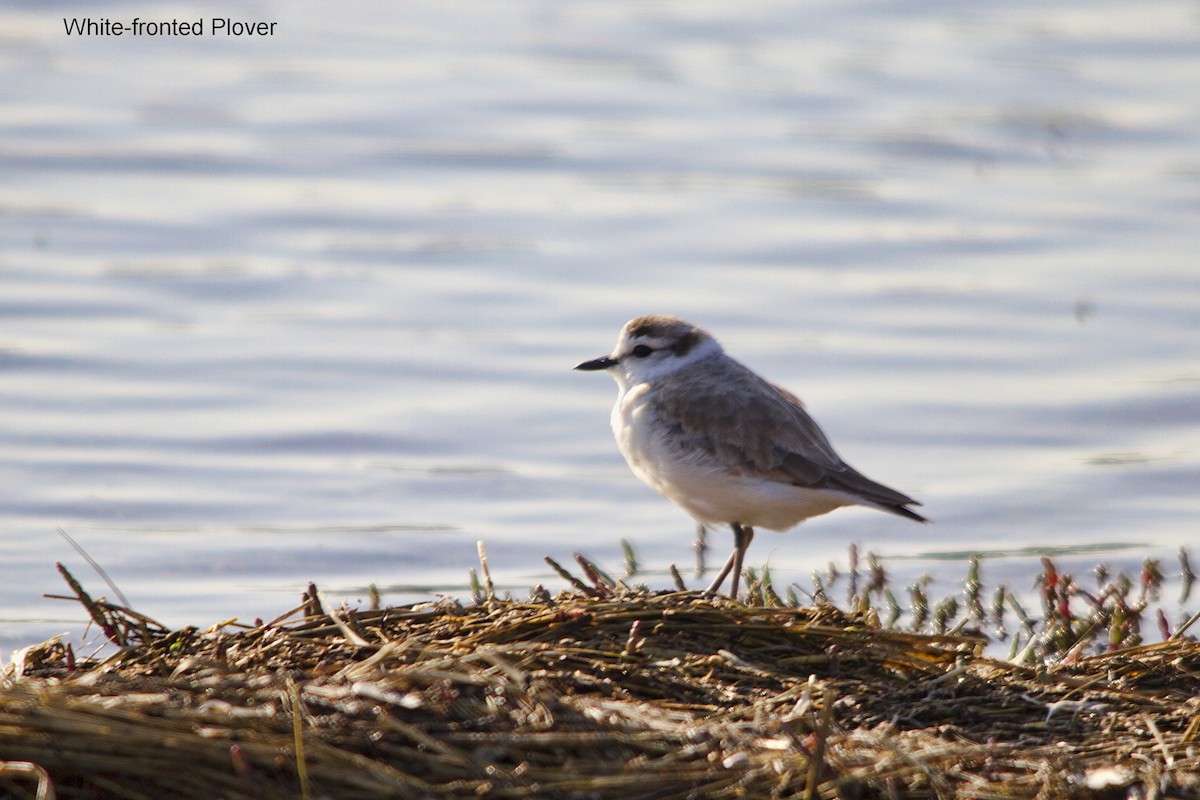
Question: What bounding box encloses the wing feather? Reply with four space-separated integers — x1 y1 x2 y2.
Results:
651 356 927 522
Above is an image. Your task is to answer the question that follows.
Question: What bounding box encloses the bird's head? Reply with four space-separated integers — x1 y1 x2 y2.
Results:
575 314 722 387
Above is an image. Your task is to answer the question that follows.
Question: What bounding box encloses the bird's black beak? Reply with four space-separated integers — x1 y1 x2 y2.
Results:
574 355 618 371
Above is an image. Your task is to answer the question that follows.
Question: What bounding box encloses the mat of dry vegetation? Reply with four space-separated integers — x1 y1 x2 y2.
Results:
3 577 1200 800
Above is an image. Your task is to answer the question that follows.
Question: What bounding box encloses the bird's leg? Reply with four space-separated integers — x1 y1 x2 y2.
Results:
704 523 754 598
704 546 739 596
728 523 754 599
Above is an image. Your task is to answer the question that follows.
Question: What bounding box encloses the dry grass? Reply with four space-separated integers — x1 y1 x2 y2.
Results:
3 558 1200 800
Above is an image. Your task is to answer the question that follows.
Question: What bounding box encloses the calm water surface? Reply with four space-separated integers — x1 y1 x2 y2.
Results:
2 1 1198 655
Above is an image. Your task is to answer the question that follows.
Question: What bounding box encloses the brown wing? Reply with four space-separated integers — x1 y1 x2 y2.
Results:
653 357 927 522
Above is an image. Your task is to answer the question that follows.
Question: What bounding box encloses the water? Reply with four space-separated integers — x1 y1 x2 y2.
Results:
2 1 1198 655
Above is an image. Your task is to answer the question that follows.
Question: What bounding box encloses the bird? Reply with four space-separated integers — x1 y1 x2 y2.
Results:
575 314 927 598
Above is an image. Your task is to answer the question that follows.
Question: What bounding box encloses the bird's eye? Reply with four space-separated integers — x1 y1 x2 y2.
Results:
632 344 653 359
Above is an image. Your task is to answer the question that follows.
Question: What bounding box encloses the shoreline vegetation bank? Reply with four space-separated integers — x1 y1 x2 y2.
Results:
1 550 1198 799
